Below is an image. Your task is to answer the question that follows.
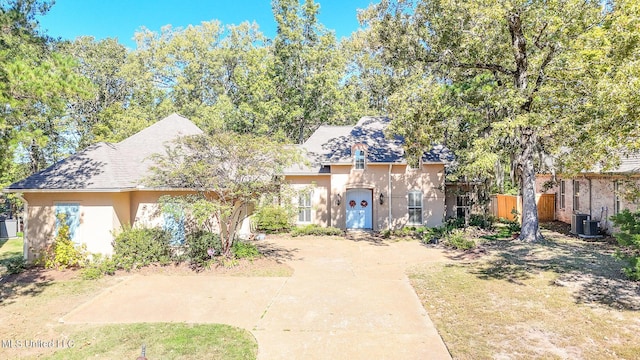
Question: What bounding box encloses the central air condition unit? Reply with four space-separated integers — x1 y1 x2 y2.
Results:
583 220 599 236
571 213 590 235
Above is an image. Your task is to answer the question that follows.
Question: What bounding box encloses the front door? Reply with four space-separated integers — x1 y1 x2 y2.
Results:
346 189 372 229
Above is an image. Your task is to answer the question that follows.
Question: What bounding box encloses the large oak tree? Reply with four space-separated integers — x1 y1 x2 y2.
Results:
361 0 640 241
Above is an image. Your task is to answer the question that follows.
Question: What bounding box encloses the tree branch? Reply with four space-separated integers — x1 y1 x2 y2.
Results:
452 61 516 76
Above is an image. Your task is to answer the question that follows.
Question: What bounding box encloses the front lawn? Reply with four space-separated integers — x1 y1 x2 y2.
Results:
0 237 23 261
0 236 271 359
410 222 640 359
44 323 256 360
0 275 258 360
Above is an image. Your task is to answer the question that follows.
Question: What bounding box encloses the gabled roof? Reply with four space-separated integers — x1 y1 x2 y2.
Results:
284 116 452 174
5 113 203 192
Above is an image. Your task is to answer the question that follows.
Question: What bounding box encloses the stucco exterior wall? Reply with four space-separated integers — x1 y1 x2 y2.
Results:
130 191 183 228
286 163 445 230
23 192 130 260
287 176 332 227
536 174 640 233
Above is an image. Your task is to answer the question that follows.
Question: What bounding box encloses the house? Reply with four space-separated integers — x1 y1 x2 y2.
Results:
3 114 212 261
5 114 454 260
283 116 452 231
535 154 640 233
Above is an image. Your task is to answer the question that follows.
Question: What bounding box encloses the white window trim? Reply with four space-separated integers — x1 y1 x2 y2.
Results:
407 190 423 225
354 149 366 170
297 192 312 224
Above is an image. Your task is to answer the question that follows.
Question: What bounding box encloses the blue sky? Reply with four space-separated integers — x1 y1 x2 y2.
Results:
37 0 375 49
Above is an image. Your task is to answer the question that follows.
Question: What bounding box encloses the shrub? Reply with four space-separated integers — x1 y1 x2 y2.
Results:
4 257 27 274
610 210 640 281
232 241 260 260
442 229 476 250
186 230 222 268
81 254 117 280
499 217 521 233
252 205 293 233
469 214 495 230
290 224 343 237
112 225 173 271
40 218 87 269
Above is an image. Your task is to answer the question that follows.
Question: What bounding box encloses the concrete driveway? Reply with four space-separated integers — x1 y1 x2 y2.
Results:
62 236 451 359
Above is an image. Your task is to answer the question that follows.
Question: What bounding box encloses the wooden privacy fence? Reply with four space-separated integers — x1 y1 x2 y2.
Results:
490 194 555 222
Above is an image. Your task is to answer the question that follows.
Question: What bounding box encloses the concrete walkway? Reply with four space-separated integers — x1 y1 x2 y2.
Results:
62 237 451 359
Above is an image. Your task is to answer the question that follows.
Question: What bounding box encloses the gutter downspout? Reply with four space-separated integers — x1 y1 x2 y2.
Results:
388 164 392 230
587 178 593 220
15 194 28 261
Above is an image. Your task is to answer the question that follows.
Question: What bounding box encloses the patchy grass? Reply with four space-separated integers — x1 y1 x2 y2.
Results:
410 222 640 359
43 323 256 360
0 237 23 260
0 275 258 359
0 237 24 276
0 236 285 359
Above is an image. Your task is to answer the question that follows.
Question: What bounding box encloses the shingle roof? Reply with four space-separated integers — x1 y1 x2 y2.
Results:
588 153 640 174
614 154 640 173
5 113 203 191
284 116 452 174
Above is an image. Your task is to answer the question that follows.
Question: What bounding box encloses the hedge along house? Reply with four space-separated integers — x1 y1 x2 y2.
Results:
3 114 245 261
283 116 452 231
535 154 640 234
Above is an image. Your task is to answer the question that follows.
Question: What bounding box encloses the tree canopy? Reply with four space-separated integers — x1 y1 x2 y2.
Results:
147 132 302 256
2 0 640 244
359 0 640 241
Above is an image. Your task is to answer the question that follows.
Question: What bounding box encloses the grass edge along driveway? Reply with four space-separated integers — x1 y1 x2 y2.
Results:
409 225 640 360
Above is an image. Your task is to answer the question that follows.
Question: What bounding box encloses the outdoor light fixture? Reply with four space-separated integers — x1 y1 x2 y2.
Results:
379 193 385 205
335 194 342 206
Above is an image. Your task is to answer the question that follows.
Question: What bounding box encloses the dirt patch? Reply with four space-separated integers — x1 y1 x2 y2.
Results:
1 267 80 284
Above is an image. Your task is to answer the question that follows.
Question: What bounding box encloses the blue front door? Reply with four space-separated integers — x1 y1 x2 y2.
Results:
346 189 372 229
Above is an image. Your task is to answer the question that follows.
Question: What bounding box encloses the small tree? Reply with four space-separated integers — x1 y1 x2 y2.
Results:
611 209 640 281
148 132 302 257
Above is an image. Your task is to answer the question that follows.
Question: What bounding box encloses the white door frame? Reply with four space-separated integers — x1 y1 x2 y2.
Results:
345 188 373 229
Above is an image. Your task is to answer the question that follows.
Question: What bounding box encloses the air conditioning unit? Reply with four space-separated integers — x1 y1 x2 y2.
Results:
583 220 599 236
571 214 590 235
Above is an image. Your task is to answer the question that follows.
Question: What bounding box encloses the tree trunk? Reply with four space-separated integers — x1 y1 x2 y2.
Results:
519 128 543 242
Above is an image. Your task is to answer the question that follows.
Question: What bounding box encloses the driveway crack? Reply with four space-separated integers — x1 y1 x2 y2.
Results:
253 277 290 330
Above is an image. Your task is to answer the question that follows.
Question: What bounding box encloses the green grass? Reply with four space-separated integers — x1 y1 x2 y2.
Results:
0 237 24 274
43 323 257 360
0 237 23 260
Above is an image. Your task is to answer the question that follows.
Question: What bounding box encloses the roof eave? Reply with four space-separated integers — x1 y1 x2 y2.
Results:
2 186 199 193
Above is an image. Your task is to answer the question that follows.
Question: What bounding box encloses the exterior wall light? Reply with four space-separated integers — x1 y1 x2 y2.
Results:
379 192 385 205
335 194 342 206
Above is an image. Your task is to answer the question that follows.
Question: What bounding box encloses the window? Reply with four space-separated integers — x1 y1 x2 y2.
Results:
559 180 566 209
573 180 580 211
354 149 365 170
408 191 423 225
298 193 312 223
55 203 80 244
614 180 622 214
456 194 470 219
